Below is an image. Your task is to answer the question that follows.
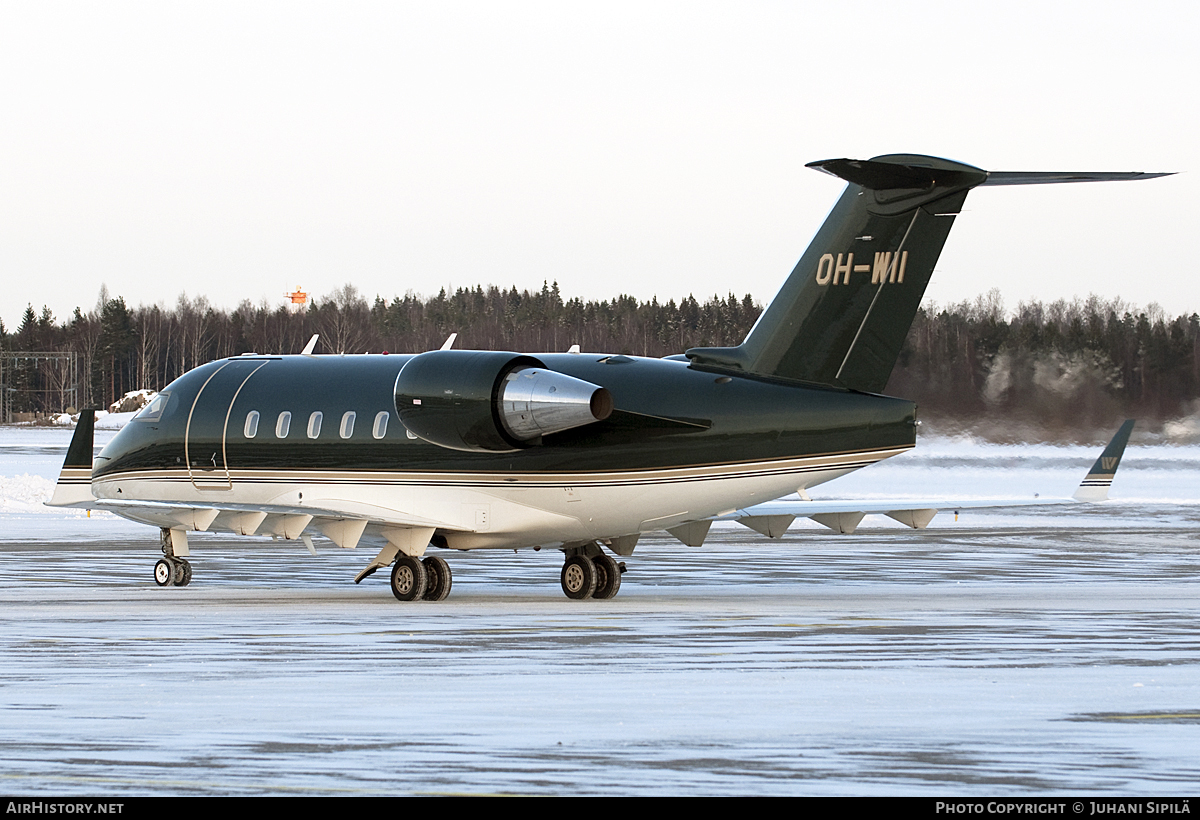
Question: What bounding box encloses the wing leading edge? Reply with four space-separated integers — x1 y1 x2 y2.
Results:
715 420 1136 537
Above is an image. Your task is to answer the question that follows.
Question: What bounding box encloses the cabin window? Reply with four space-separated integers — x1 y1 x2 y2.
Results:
340 411 356 439
244 410 260 438
372 411 388 439
276 411 291 438
307 411 323 439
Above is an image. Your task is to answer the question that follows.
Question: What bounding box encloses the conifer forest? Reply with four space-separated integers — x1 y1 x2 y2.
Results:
3 283 1198 441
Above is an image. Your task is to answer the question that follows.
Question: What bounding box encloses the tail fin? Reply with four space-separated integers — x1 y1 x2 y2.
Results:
686 154 1171 393
1073 419 1135 502
47 409 97 508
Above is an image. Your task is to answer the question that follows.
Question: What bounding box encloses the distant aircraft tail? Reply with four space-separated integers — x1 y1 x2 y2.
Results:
47 409 97 508
1073 419 1135 501
686 154 1170 393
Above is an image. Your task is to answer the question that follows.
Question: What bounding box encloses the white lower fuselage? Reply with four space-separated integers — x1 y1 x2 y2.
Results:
91 446 907 550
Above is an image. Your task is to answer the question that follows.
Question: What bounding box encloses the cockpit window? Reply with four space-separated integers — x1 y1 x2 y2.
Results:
133 392 170 422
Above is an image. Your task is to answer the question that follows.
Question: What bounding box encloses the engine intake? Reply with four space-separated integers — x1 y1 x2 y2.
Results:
395 350 613 452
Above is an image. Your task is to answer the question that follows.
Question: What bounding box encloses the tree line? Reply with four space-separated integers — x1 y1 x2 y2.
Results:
0 283 759 415
888 290 1200 437
3 284 1198 436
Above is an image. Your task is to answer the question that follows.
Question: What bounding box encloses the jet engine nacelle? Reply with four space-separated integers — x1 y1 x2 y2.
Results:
394 350 614 452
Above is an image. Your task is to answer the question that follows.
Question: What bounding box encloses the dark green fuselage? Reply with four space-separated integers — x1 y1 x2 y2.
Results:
95 353 917 481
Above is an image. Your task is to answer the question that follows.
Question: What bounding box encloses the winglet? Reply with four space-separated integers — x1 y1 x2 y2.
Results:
47 409 98 507
1073 420 1135 502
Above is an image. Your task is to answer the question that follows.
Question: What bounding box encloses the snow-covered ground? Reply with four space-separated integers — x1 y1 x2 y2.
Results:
1 525 1198 795
2 424 1198 796
0 423 141 539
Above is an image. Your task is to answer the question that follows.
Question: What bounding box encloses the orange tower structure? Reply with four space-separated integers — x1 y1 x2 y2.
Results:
286 286 308 313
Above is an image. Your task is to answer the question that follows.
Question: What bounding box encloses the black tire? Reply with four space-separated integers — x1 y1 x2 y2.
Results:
172 560 191 587
179 560 193 587
154 558 174 587
390 554 427 601
421 555 452 601
591 553 621 599
560 554 597 600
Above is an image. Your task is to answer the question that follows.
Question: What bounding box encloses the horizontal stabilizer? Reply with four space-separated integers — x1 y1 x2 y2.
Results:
805 157 987 191
808 160 1173 190
982 171 1173 186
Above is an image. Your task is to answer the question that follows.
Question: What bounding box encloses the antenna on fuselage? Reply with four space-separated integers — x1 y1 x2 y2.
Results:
301 334 319 355
440 333 458 351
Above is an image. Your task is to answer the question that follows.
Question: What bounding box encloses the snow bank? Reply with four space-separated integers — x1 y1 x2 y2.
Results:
95 411 135 430
109 389 156 414
0 474 57 513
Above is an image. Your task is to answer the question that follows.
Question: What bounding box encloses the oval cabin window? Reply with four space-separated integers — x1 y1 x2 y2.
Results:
244 410 260 438
373 411 388 439
276 411 291 438
307 411 323 439
340 411 356 439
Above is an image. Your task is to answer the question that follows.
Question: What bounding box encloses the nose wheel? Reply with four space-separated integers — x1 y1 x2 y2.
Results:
154 557 192 587
154 527 192 587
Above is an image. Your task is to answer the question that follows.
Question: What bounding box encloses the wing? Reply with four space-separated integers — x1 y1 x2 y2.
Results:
45 410 465 582
84 497 461 583
87 497 453 540
709 420 1136 538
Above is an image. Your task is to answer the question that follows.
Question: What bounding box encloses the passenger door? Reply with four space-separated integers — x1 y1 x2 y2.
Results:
185 359 270 490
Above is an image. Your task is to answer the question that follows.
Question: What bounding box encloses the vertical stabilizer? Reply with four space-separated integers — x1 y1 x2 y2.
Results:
47 409 97 507
1073 419 1135 501
687 154 987 392
685 155 1170 393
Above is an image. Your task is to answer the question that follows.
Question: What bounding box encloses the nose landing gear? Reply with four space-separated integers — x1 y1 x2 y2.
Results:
153 557 192 587
154 528 192 587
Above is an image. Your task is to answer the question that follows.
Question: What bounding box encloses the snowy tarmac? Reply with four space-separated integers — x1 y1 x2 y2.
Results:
1 426 1198 795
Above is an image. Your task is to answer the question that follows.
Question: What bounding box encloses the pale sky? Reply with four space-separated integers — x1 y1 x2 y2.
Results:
1 1 1195 331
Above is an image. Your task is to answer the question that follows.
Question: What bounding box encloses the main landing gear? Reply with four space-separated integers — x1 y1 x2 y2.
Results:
390 554 453 602
561 552 625 600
